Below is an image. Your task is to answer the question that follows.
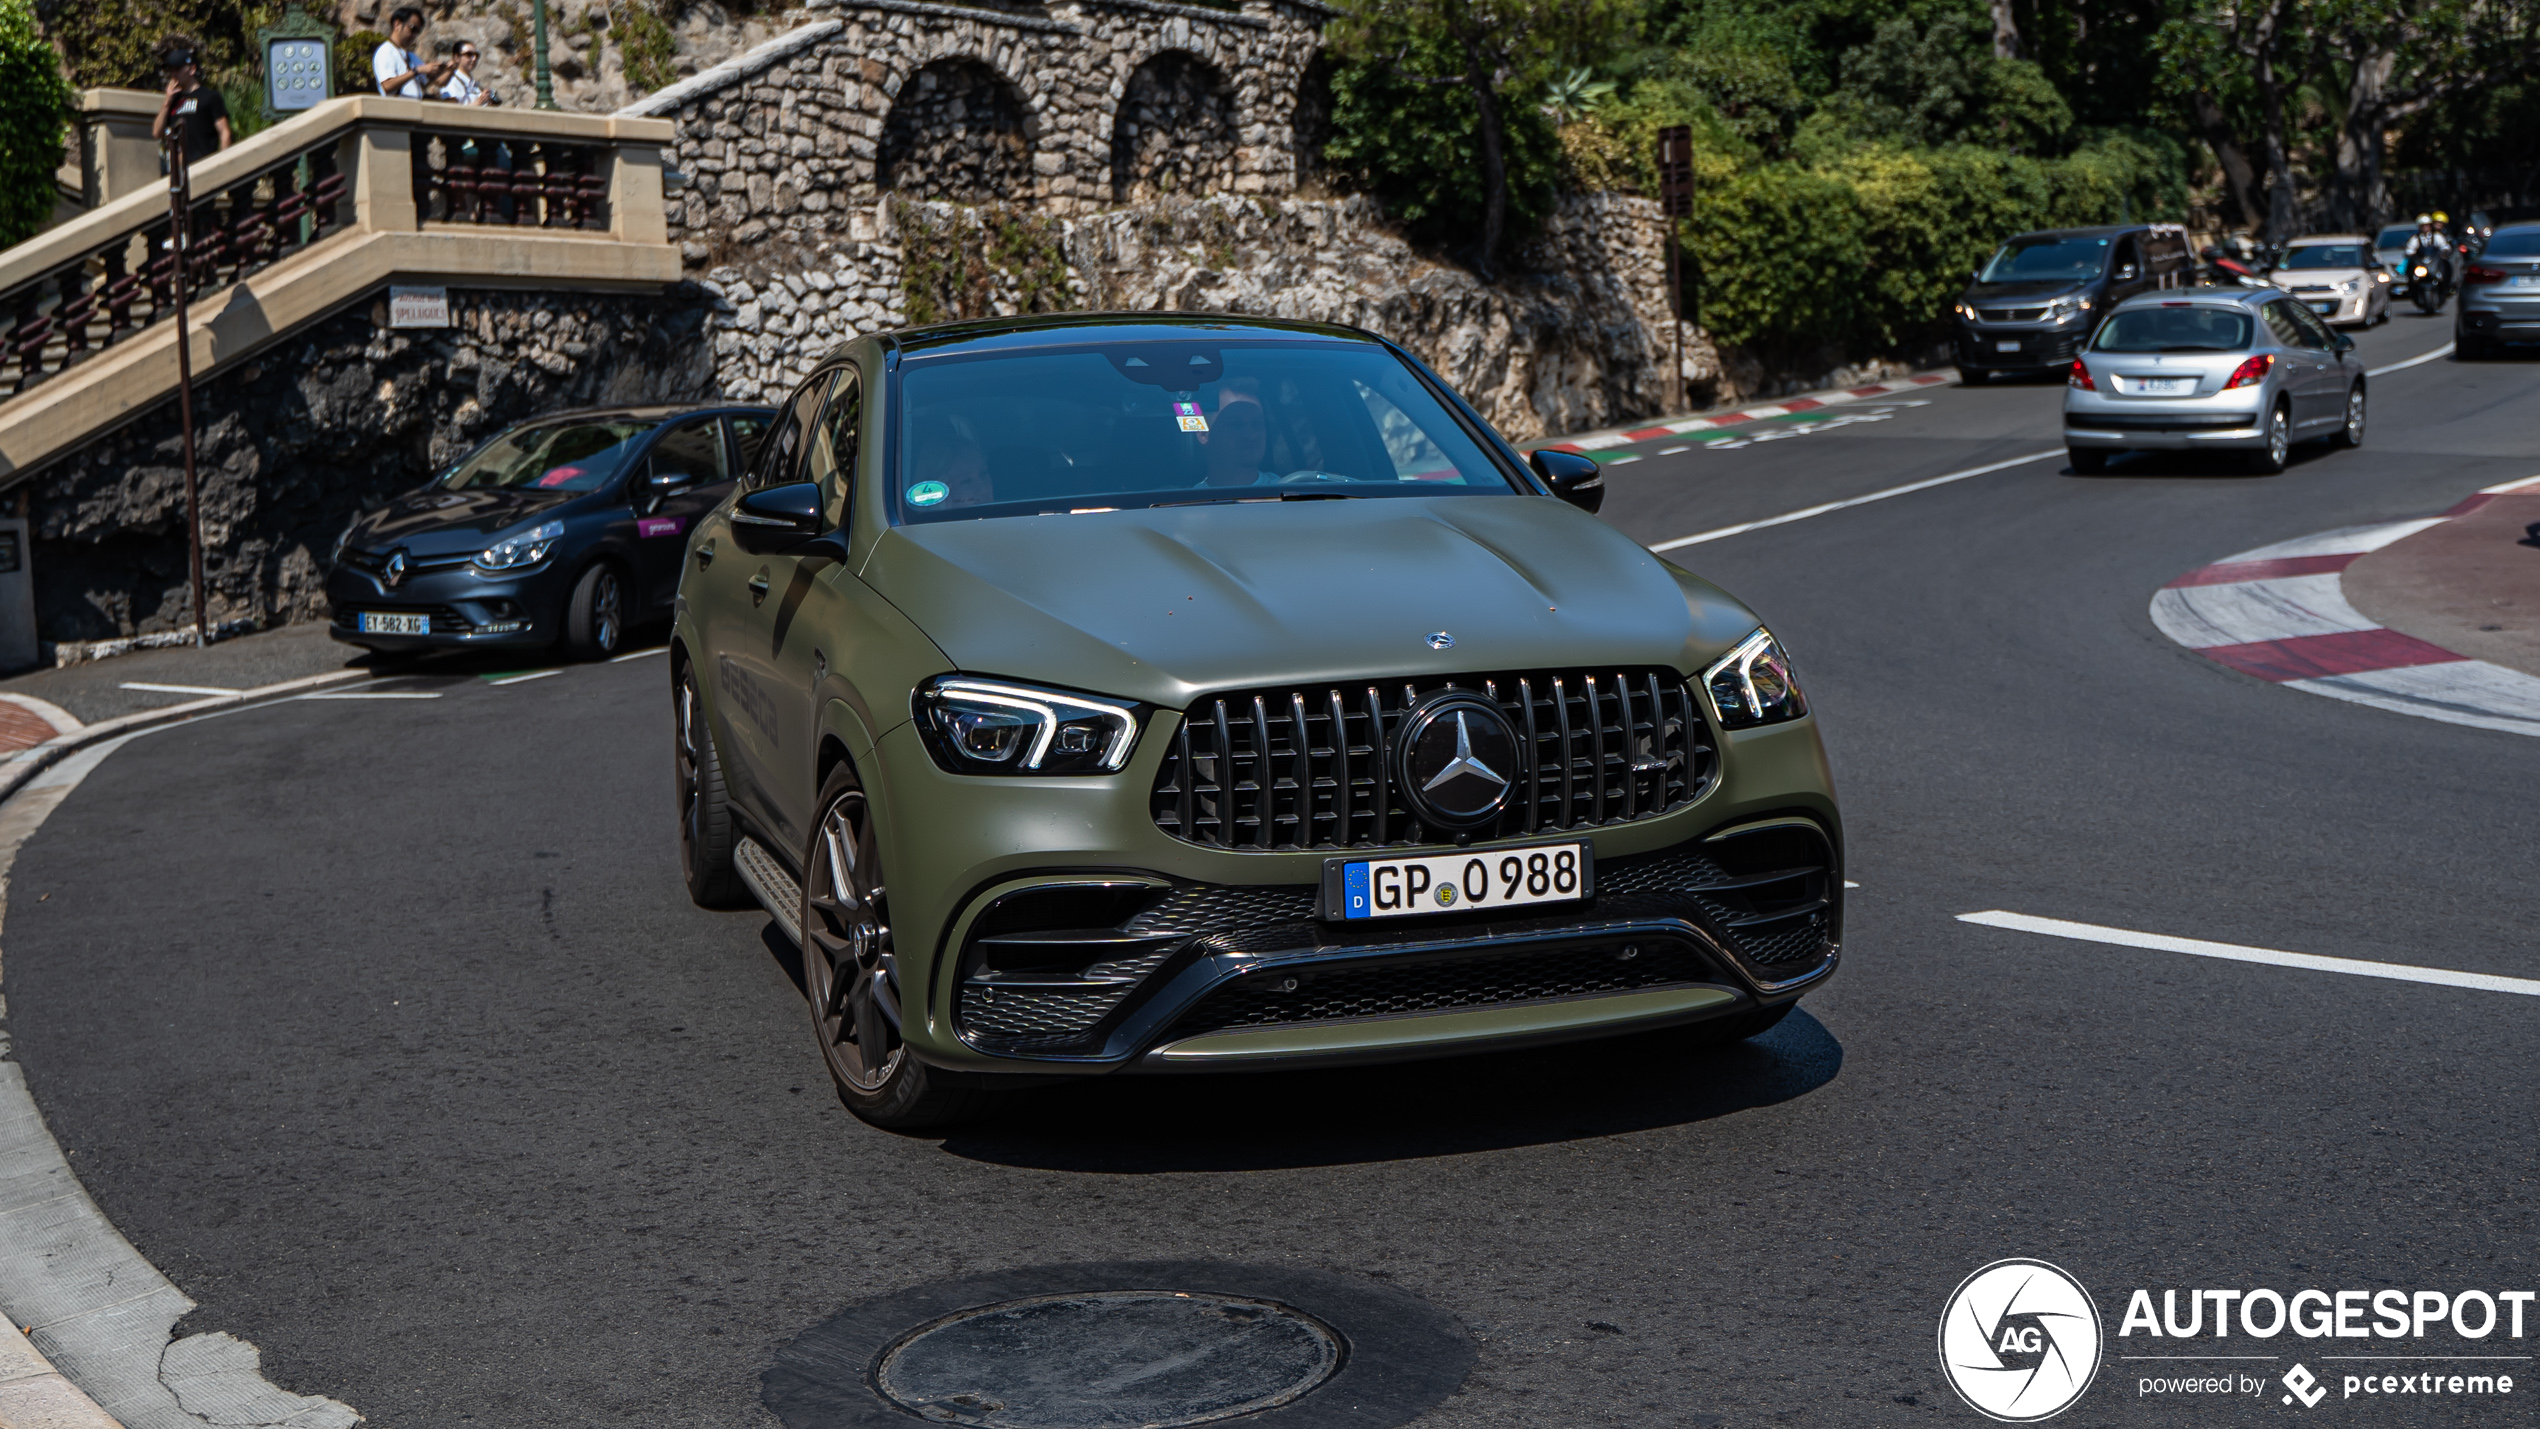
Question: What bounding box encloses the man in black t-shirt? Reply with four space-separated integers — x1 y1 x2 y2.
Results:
149 40 232 169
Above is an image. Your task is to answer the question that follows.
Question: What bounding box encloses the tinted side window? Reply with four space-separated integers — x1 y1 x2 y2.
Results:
752 374 834 490
728 414 771 475
2282 303 2334 349
803 371 863 529
2260 302 2307 348
2114 238 2141 277
649 418 727 485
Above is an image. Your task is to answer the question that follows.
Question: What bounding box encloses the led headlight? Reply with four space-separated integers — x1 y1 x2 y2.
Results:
1703 628 1807 730
915 676 1144 775
2046 294 2089 323
474 519 565 572
2338 278 2362 293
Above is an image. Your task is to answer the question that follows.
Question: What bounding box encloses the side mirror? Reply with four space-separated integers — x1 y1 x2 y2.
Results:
643 468 694 493
2116 265 2138 281
729 480 824 553
1528 448 1605 514
2333 332 2355 352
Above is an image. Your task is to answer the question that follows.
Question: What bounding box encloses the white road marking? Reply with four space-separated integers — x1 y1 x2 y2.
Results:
1958 910 2540 997
2219 518 2445 564
2480 473 2540 494
301 691 443 700
489 670 562 686
118 682 241 696
609 646 669 662
2149 572 2378 649
2365 341 2454 377
1658 445 1691 456
1651 450 2064 550
1607 455 1642 465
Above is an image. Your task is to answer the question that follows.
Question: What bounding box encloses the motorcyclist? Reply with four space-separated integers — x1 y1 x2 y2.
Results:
2403 215 2455 297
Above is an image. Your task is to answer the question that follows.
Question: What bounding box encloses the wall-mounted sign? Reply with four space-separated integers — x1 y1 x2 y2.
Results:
267 38 331 113
386 286 451 328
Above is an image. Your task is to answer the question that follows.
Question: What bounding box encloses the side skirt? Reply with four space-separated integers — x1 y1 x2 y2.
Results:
735 836 804 945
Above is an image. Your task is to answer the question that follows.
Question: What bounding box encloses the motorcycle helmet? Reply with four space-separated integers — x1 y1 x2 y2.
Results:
2434 210 2451 224
2416 213 2435 225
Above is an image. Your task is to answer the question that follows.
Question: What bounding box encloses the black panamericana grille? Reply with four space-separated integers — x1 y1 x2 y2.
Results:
1150 668 1714 851
1976 306 2049 323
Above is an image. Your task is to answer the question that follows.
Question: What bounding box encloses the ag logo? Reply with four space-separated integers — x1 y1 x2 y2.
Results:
1938 1259 2103 1422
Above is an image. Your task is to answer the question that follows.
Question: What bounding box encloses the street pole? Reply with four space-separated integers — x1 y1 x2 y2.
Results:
1656 126 1695 414
532 0 557 109
164 140 210 647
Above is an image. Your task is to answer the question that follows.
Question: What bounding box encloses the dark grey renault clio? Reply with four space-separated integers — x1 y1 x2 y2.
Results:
329 402 773 659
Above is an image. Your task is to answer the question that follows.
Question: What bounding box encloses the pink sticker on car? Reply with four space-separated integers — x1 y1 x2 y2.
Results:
638 516 685 538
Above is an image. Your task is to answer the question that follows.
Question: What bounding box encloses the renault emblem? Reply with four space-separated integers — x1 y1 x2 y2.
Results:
383 549 408 587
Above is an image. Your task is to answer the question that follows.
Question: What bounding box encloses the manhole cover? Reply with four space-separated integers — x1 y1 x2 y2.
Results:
872 1290 1344 1428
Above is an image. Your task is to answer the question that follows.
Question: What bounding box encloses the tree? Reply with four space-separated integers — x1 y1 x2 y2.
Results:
1326 0 1633 277
2309 0 2540 229
0 0 73 247
2156 0 2307 237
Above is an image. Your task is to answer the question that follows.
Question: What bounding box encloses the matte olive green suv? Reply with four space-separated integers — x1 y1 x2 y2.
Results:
673 316 1842 1127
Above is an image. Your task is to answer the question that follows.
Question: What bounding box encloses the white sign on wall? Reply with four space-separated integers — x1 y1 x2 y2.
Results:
385 286 451 328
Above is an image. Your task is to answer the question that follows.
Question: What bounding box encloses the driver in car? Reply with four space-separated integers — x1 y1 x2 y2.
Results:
1196 386 1283 487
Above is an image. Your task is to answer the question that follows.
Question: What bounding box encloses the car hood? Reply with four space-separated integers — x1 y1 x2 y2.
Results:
2272 267 2368 282
349 487 582 554
860 496 1763 708
1965 281 2090 301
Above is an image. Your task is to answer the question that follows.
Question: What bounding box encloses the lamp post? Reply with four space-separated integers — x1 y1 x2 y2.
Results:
162 141 210 647
532 0 557 109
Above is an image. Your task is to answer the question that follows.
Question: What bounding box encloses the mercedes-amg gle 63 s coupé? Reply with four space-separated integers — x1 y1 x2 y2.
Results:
673 316 1843 1127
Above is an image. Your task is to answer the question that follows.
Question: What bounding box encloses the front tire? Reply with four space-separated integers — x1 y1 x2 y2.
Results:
2245 403 2292 474
1956 367 1989 386
801 765 991 1130
562 563 626 660
676 661 749 909
2068 447 2110 475
2333 383 2366 448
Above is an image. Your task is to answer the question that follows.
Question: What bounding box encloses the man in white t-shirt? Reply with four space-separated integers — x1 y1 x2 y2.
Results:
441 42 492 104
373 6 453 98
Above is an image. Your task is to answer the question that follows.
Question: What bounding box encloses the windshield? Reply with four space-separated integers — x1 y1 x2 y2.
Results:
2483 228 2540 259
437 418 657 492
2093 307 2255 353
2279 244 2366 270
2375 226 2415 249
890 339 1519 523
1978 237 2109 283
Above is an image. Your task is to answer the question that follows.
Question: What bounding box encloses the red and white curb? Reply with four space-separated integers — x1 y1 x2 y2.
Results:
2150 476 2540 737
1540 373 1954 453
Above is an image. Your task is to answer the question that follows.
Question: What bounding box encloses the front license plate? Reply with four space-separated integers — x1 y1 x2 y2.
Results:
2311 301 2337 315
358 611 429 635
1323 842 1592 921
1994 340 2021 352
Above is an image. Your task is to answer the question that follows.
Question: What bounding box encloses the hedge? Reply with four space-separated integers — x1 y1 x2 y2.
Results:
0 0 72 248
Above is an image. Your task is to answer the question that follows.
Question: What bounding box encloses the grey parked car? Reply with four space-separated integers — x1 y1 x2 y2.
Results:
2455 222 2540 358
2064 288 2366 475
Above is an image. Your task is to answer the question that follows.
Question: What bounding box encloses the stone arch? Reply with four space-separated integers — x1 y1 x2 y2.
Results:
1109 50 1237 204
875 56 1034 203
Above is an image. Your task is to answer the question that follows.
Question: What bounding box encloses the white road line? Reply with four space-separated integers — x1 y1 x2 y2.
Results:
2366 341 2454 377
1658 445 1691 456
1650 450 2065 551
301 691 444 700
609 646 669 662
1958 910 2540 997
489 669 561 686
2480 473 2540 495
118 682 241 696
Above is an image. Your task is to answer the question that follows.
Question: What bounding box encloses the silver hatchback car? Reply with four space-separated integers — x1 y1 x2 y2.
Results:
2064 288 2366 475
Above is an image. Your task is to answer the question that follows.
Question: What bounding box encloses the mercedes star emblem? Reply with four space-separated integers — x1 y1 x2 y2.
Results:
1426 631 1454 650
1423 712 1508 797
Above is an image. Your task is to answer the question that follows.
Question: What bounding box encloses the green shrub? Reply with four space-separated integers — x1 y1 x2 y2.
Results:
1320 29 1562 257
339 30 388 98
44 0 280 89
610 0 678 94
0 0 73 246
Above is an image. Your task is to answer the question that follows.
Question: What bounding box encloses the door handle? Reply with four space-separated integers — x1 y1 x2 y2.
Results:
694 539 715 568
748 568 771 605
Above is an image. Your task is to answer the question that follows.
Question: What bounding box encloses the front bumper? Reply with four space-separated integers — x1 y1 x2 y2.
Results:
2282 288 2372 325
848 704 1843 1079
1955 321 2090 372
324 561 567 651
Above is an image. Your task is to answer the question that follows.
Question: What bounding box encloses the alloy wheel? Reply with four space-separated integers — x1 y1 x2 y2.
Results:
677 673 703 860
2267 409 2290 467
592 569 622 654
2344 388 2365 446
804 788 903 1092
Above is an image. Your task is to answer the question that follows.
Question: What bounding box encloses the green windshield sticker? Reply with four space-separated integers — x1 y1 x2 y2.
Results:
907 480 950 506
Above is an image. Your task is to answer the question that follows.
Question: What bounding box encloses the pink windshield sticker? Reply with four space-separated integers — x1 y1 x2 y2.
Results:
535 465 584 488
638 516 685 538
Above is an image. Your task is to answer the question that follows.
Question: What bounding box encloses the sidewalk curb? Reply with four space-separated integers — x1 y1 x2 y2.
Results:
2149 474 2540 737
0 663 369 1429
0 668 367 809
1532 370 1957 454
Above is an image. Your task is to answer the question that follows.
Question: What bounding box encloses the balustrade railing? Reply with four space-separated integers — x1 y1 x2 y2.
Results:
1 137 349 395
412 132 611 230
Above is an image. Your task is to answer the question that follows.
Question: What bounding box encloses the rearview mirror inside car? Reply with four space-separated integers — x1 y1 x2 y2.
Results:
730 480 825 553
1528 448 1605 515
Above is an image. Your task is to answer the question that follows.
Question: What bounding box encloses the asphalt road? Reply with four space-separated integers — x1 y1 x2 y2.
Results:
7 310 2537 1429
